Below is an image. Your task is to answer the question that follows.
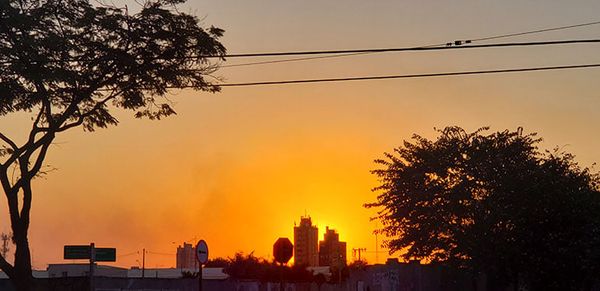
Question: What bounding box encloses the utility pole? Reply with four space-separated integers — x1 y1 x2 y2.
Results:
142 248 146 278
89 243 95 291
352 248 367 261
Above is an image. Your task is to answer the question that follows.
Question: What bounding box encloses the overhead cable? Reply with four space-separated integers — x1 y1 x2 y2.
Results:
222 20 600 67
217 63 600 87
1 39 599 66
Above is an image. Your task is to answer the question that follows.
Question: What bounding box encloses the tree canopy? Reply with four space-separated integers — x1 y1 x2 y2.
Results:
0 0 225 290
367 126 600 290
223 252 315 283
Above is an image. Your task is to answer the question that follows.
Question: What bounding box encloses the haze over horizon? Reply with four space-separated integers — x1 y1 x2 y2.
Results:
2 0 600 269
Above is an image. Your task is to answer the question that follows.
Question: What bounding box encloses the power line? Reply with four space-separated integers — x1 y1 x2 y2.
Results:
222 20 600 67
217 63 600 87
117 251 139 258
221 39 600 58
2 19 599 67
1 38 599 66
8 62 600 92
471 20 600 42
221 52 370 68
147 251 175 256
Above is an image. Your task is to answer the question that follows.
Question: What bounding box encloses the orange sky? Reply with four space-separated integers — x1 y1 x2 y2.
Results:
1 0 600 269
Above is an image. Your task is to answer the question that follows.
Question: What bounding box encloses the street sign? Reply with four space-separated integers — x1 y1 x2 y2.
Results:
64 245 116 261
196 240 209 264
273 237 293 264
64 245 91 259
95 248 116 262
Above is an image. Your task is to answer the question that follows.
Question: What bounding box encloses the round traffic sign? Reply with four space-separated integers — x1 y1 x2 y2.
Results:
196 240 209 264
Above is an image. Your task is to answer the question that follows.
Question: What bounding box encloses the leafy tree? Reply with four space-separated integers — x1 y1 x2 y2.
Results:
204 257 229 268
223 252 316 283
347 259 368 271
180 270 197 278
0 0 225 290
367 126 600 290
223 252 267 281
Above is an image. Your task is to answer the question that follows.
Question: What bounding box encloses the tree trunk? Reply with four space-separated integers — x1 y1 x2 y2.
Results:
10 221 34 291
11 269 34 291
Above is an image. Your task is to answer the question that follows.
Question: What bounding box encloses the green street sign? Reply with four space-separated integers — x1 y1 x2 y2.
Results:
64 245 116 261
95 248 116 262
64 245 91 260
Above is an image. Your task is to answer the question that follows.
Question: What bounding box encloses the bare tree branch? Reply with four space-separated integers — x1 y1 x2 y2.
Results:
27 138 53 181
0 253 14 278
9 134 53 192
0 133 17 151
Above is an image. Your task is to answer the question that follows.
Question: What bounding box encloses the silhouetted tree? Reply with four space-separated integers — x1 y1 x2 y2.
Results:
223 252 267 280
286 263 314 282
348 259 368 271
204 257 229 268
0 1 225 290
367 126 600 291
180 270 197 278
223 252 318 283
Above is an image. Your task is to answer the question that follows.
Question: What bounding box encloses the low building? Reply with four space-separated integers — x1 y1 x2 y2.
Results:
0 270 48 279
127 267 228 279
47 263 128 278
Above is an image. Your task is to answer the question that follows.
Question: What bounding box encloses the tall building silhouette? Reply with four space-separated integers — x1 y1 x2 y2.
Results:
176 243 196 269
294 216 319 266
319 226 347 268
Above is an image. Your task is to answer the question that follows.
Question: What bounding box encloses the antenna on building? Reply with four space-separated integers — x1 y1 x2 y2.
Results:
352 248 367 261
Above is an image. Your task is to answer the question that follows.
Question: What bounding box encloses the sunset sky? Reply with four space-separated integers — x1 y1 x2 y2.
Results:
2 0 600 269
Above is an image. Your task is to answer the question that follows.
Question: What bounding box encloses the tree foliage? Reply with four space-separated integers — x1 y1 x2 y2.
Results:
367 126 600 290
0 0 225 289
204 257 230 268
223 252 316 283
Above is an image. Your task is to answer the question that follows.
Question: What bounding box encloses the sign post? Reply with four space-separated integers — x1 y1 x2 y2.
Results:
273 238 293 291
63 243 116 291
195 240 209 291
